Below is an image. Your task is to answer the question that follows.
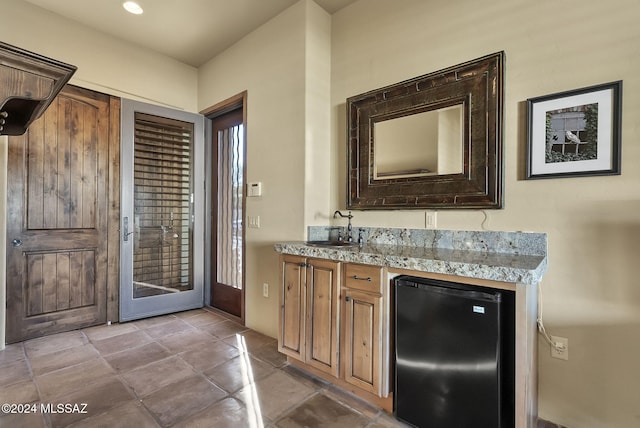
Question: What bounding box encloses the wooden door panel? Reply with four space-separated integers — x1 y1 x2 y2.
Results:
278 255 306 360
26 96 99 230
309 267 332 365
306 259 340 377
350 298 374 383
343 289 382 395
25 250 96 317
6 85 114 343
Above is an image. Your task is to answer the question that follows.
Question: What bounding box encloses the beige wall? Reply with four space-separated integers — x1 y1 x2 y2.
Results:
198 0 331 338
1 0 198 112
331 0 640 427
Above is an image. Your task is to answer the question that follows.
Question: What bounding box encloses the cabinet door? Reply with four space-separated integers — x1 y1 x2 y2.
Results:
305 259 341 377
343 288 383 396
278 255 307 361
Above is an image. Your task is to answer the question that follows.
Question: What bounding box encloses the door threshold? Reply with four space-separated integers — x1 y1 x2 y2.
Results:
203 306 244 325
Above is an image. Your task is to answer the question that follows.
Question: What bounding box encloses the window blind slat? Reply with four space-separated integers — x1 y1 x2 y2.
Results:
132 112 194 295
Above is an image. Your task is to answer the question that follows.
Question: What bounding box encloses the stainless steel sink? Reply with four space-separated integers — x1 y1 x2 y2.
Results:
305 240 358 248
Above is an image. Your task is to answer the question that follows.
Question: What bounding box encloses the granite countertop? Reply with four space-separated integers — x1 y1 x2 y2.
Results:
274 228 548 285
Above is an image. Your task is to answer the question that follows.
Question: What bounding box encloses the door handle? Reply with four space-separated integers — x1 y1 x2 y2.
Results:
123 217 134 241
12 239 22 247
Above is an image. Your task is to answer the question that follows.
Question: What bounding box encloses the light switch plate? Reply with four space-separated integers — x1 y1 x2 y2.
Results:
247 182 262 197
248 216 260 228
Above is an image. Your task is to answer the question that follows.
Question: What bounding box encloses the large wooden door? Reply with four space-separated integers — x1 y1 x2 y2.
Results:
6 85 118 343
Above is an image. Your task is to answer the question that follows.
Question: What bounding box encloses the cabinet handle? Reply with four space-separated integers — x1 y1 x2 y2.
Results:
298 262 309 267
351 275 372 282
345 296 351 302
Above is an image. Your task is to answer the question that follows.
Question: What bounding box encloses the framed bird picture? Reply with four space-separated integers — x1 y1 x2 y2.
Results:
526 81 622 179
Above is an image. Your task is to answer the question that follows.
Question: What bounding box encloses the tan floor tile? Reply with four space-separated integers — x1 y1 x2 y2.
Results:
66 401 160 428
143 318 196 339
275 393 370 428
0 411 46 428
156 328 217 353
121 356 196 397
235 370 316 421
181 311 227 327
48 377 135 427
179 340 240 372
36 358 115 401
83 322 139 342
0 379 39 404
174 308 207 318
0 359 32 388
322 384 382 420
24 330 88 358
203 354 275 394
30 343 99 376
224 329 277 353
0 343 26 366
249 342 288 368
198 320 248 339
173 397 264 428
369 411 414 427
104 342 172 372
91 329 153 356
143 374 228 426
4 310 412 427
280 364 330 391
132 314 177 329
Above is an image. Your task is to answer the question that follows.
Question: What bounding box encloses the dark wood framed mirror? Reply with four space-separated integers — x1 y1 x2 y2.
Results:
347 51 504 209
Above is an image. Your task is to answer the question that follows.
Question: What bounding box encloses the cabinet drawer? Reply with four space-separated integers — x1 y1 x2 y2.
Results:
344 264 383 294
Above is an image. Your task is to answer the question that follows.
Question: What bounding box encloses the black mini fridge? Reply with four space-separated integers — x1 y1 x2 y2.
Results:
394 276 513 428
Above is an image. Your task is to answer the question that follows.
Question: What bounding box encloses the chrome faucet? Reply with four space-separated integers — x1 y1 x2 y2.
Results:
333 210 354 242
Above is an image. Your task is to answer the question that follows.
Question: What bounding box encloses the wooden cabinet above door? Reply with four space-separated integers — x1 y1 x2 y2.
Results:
0 41 76 136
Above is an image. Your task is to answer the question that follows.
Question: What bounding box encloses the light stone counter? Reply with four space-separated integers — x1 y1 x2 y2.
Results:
274 227 548 285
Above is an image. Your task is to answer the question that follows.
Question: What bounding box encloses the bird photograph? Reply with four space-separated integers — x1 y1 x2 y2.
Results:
565 130 581 144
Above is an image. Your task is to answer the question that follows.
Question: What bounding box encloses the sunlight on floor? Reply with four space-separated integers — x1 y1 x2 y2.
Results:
236 333 265 428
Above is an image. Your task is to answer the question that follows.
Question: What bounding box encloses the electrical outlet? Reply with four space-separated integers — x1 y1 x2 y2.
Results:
262 283 269 298
425 211 437 229
550 335 569 360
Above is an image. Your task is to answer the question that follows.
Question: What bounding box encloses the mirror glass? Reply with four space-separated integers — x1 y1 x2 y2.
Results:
373 105 463 179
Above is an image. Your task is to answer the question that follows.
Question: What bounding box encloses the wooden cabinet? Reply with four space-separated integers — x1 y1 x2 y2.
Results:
278 255 341 377
0 41 76 135
342 263 389 397
277 250 538 423
279 256 391 405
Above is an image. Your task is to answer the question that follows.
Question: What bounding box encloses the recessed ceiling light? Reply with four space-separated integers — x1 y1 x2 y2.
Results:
123 1 143 15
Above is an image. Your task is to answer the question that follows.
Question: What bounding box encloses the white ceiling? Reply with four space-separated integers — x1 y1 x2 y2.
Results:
22 0 357 67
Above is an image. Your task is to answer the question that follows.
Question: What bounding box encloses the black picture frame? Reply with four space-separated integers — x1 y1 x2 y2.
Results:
526 81 622 179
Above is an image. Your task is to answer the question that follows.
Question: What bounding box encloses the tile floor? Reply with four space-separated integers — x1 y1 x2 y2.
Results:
0 308 410 428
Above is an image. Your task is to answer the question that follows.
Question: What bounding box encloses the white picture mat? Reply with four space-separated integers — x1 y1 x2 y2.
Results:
530 89 613 175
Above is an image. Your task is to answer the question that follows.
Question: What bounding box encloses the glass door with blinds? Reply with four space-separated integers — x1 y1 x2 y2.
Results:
120 99 205 322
